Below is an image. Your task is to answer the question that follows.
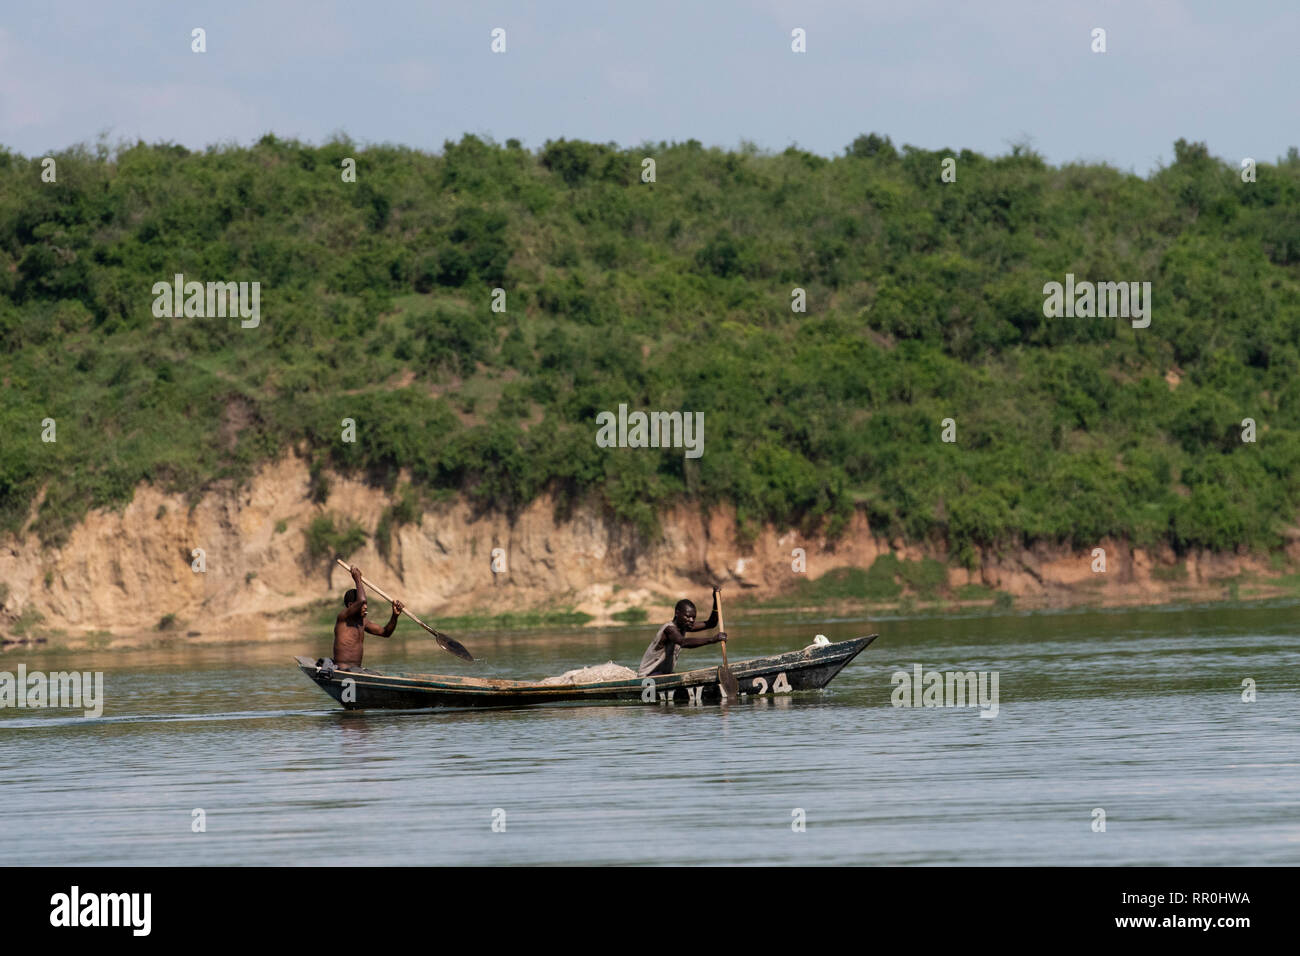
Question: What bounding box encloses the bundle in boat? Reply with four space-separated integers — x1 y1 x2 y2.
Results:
539 661 638 686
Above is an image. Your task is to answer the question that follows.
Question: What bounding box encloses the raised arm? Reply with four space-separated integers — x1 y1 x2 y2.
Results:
687 587 720 632
366 600 404 637
336 565 368 622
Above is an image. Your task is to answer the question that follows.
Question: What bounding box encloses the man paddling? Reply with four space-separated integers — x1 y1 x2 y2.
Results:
332 564 403 669
637 588 728 677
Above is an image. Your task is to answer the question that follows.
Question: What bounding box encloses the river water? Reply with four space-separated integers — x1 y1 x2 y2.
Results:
2 600 1297 865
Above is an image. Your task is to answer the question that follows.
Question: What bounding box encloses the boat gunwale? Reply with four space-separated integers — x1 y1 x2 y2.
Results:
294 635 876 697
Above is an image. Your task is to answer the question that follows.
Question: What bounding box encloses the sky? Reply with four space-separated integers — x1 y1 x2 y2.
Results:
1 0 1297 174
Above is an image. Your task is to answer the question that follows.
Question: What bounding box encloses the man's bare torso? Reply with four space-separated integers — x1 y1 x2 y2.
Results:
333 617 367 666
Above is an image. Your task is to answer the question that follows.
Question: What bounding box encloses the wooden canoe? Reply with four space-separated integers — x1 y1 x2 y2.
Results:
294 635 876 710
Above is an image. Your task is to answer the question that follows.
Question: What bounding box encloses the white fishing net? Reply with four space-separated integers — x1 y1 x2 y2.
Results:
539 661 638 685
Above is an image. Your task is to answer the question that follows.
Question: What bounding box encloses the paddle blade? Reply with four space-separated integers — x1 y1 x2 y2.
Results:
436 633 475 662
718 664 740 700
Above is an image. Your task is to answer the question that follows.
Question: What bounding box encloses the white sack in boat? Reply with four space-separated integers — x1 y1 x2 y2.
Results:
540 661 638 685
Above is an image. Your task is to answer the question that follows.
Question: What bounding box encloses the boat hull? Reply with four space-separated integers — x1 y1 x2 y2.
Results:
294 635 876 710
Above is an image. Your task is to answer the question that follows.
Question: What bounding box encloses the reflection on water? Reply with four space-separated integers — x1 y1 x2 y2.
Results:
2 602 1298 864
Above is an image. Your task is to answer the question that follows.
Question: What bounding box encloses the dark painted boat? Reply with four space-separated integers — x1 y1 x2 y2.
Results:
295 635 877 710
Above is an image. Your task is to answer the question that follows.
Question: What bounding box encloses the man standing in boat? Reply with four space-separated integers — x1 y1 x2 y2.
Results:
637 588 728 677
333 564 403 669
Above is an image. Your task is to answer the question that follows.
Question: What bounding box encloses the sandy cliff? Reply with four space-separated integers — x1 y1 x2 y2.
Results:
0 455 1292 644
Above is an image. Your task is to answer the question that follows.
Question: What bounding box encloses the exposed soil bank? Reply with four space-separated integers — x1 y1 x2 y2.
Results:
3 456 1298 650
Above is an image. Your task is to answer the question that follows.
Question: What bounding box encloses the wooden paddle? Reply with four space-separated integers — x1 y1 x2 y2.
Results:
715 586 739 700
334 558 474 662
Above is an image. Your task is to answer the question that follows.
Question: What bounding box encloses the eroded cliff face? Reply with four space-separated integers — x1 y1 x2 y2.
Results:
0 455 1289 643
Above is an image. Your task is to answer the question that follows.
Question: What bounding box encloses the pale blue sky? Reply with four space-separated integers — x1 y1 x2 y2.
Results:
2 0 1296 173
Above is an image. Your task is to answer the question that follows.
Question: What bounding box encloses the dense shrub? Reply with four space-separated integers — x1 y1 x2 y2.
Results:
1 134 1298 560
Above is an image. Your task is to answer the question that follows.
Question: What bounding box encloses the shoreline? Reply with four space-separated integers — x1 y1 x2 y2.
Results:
8 577 1298 654
6 457 1299 651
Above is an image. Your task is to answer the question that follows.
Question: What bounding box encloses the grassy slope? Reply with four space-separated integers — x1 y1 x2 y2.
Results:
2 134 1300 567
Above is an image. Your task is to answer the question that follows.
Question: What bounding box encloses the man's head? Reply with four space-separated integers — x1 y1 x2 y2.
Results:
673 598 697 629
343 588 367 617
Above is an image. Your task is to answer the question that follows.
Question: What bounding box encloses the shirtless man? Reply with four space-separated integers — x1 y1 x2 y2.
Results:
332 565 403 668
637 587 727 677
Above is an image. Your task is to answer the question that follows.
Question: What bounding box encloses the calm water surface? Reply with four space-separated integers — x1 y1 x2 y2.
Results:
2 601 1298 865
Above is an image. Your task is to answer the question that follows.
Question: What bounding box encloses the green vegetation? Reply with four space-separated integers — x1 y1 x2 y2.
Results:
3 133 1300 562
1269 572 1300 594
303 513 367 562
898 556 948 598
1150 563 1190 581
862 557 906 600
11 606 44 636
751 554 958 606
299 595 590 632
374 483 422 558
611 607 648 624
747 566 872 606
436 608 594 629
295 595 592 632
